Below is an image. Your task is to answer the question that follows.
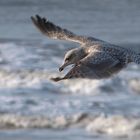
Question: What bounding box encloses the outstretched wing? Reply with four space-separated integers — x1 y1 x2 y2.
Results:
31 15 92 45
63 51 124 80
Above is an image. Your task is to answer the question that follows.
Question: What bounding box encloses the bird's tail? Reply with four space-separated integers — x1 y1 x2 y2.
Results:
131 53 140 64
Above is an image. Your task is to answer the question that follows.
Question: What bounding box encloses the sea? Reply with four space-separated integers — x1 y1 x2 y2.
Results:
0 0 140 139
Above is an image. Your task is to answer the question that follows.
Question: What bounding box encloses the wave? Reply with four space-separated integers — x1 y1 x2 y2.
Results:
86 115 140 137
0 113 140 137
0 69 51 88
0 67 139 95
0 113 88 129
0 42 139 95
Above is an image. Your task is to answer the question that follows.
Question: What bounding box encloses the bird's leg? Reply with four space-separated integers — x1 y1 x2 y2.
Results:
50 77 65 82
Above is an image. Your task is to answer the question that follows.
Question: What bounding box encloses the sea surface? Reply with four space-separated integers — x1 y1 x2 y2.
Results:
0 0 140 140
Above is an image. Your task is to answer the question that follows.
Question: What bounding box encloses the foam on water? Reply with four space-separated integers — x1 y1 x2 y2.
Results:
0 66 139 118
86 115 140 137
0 41 139 95
0 68 139 95
0 42 139 120
0 69 51 88
0 113 140 137
0 0 140 139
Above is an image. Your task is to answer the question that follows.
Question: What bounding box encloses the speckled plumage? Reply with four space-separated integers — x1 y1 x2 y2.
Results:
31 15 140 81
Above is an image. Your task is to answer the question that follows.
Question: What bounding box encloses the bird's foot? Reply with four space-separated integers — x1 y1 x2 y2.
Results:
50 77 64 82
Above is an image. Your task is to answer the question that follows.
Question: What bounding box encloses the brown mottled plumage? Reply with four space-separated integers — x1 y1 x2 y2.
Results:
31 15 140 82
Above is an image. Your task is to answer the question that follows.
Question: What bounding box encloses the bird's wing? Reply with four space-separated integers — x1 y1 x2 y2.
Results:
31 15 94 45
64 51 123 79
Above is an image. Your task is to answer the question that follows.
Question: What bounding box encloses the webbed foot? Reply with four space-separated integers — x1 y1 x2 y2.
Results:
50 77 64 82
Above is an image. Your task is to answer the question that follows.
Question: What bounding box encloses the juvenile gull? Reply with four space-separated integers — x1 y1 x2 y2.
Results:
31 15 140 82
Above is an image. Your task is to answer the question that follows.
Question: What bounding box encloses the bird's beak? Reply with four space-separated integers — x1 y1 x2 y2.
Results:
59 60 69 72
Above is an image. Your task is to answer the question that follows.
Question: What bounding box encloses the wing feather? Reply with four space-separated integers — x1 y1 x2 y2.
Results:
31 15 93 45
64 51 124 79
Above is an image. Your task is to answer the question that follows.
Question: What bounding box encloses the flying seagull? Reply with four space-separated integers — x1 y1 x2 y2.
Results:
31 15 140 82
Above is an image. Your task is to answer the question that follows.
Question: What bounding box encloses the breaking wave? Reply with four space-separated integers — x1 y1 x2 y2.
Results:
0 68 139 95
0 113 140 137
0 41 139 139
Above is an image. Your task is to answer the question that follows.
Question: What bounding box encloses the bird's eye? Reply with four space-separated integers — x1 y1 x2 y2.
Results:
65 57 70 61
65 54 74 62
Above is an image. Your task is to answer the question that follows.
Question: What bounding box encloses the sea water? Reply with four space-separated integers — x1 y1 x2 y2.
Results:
0 0 140 139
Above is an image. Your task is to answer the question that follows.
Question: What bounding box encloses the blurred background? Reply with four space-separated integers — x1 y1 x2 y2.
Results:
0 0 140 140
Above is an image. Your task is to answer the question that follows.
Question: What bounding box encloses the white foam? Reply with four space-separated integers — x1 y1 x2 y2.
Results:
0 68 139 95
0 113 140 137
129 79 140 93
62 79 102 95
0 113 88 129
0 70 51 88
86 115 140 137
0 42 140 97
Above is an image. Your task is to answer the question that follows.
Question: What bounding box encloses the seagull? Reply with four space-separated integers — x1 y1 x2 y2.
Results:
31 15 140 82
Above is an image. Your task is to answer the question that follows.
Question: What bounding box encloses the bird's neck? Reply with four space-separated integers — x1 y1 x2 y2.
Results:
78 47 88 58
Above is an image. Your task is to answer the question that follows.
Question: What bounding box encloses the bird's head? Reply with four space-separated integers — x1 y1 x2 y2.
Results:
59 47 87 72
